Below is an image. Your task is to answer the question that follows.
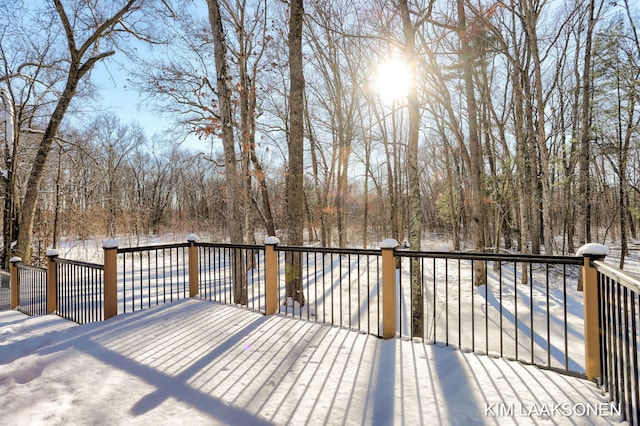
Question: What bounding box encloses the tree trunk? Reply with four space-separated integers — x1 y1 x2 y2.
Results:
250 150 276 236
18 72 80 263
52 146 63 248
458 0 486 286
363 133 370 248
524 6 553 255
444 142 461 251
578 0 596 245
206 0 247 304
285 0 305 307
399 0 424 338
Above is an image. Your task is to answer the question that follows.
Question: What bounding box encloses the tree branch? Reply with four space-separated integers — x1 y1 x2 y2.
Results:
78 50 116 80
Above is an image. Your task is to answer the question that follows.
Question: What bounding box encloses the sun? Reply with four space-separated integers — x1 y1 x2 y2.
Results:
373 57 410 103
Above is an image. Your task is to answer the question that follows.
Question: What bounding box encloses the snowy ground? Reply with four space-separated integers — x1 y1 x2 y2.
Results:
0 298 625 425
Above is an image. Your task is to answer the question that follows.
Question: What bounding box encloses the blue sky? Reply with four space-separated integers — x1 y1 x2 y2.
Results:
90 56 206 153
92 58 165 135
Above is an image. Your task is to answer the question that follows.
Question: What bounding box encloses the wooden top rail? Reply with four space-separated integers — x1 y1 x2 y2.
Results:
54 257 104 270
196 242 263 250
274 245 380 256
117 242 190 253
16 263 47 272
397 250 584 264
593 259 640 294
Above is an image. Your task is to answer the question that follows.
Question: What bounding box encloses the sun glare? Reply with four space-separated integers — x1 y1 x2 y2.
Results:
374 58 410 103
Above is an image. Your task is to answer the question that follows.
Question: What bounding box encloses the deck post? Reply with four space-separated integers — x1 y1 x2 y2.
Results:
46 249 59 314
103 240 119 320
578 243 608 381
187 234 199 297
9 256 21 309
381 239 399 339
264 236 280 315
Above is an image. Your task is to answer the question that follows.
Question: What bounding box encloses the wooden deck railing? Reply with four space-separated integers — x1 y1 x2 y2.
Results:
4 237 634 419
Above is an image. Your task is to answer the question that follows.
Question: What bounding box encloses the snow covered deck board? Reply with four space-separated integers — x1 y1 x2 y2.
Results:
0 299 624 425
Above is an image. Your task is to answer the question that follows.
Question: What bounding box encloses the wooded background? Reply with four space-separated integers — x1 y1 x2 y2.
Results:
1 0 639 268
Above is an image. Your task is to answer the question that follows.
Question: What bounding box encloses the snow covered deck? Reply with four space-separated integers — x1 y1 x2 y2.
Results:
0 299 625 425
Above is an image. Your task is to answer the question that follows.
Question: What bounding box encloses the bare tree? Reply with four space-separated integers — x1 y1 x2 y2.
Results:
88 114 143 238
137 0 277 240
305 2 365 248
141 143 181 234
15 0 148 262
0 6 68 267
577 0 603 246
285 0 305 307
457 0 486 284
206 0 248 305
592 17 640 268
399 0 432 337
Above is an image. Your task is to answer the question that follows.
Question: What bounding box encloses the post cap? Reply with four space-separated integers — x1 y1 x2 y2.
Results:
46 249 60 257
9 256 21 263
381 238 399 249
103 239 119 249
576 243 609 257
187 234 200 242
265 236 280 245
